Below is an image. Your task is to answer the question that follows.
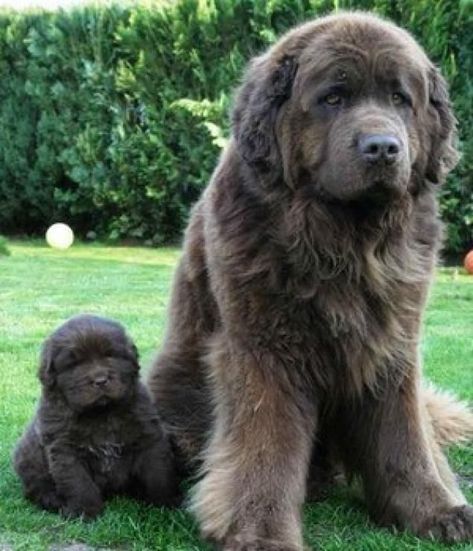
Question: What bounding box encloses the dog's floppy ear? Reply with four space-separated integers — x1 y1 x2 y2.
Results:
425 67 459 184
232 54 298 172
38 338 56 389
125 339 140 371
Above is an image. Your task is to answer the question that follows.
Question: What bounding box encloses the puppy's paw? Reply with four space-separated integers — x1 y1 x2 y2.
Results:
61 497 104 520
421 505 473 543
38 491 63 512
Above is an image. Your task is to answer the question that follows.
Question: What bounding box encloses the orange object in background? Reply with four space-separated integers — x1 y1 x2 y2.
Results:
464 250 473 274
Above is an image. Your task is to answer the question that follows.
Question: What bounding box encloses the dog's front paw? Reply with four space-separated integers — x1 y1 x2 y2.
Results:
61 496 104 520
37 490 63 512
420 505 473 543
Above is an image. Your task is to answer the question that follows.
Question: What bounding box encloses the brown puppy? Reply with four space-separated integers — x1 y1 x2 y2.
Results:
14 314 179 518
148 12 473 550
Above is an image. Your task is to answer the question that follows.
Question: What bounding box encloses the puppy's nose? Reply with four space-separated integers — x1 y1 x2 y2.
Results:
358 134 401 165
94 375 109 387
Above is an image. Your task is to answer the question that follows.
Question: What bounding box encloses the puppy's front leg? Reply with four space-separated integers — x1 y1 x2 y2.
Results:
192 341 316 551
132 436 181 507
47 442 103 519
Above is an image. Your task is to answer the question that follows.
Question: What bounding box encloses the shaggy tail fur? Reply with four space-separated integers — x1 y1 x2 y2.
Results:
423 384 473 447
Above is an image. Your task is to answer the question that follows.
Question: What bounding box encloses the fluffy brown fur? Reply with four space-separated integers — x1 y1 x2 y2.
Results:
148 12 473 549
423 384 473 447
14 315 179 518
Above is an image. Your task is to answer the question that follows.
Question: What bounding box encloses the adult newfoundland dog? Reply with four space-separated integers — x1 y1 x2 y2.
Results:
149 12 473 549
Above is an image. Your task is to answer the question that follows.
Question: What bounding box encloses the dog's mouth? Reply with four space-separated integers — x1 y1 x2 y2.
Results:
361 178 407 202
314 177 407 209
91 383 131 406
66 392 115 413
94 395 112 407
310 160 409 204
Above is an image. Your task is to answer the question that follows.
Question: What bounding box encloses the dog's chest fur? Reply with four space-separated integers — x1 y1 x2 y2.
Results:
71 412 135 485
207 177 437 395
222 229 429 395
81 442 125 473
243 274 412 395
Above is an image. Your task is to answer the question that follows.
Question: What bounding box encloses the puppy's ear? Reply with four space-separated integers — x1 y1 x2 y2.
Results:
126 339 140 371
130 343 139 361
38 339 56 389
232 54 297 173
425 67 459 184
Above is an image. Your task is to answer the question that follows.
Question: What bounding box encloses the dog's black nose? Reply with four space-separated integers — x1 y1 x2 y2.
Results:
358 134 401 165
94 375 109 387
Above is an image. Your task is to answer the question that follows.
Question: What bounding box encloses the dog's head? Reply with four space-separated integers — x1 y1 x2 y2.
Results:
39 315 139 411
232 12 458 203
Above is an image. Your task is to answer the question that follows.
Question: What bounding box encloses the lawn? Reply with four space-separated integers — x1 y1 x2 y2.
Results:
0 241 472 551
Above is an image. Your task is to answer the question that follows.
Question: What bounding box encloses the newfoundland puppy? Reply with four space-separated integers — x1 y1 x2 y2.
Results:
14 314 178 518
148 11 473 550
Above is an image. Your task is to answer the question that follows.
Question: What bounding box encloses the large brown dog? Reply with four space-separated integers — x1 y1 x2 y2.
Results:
149 12 473 549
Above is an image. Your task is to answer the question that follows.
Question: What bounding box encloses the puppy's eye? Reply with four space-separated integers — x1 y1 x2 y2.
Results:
324 93 342 106
392 92 409 106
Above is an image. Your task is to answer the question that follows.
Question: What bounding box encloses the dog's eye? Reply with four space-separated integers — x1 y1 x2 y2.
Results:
324 93 342 106
392 92 409 106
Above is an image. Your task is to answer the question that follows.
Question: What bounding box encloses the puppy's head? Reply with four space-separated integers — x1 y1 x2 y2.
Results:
232 12 458 203
39 315 139 411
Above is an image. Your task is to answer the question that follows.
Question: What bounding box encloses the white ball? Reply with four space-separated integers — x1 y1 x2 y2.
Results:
46 223 74 250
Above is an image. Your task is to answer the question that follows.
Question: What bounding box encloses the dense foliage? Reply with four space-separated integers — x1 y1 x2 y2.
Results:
0 235 10 256
0 0 471 251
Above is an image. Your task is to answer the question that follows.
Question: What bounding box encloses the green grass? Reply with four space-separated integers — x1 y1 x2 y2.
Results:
0 241 472 551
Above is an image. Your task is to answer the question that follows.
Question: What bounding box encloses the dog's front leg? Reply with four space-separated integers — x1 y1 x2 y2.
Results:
191 337 316 551
47 442 103 519
338 363 473 543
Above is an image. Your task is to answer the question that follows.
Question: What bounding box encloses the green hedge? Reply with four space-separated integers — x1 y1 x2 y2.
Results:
0 235 10 256
0 0 471 251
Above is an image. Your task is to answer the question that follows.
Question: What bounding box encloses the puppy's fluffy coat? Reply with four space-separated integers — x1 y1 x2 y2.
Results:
14 314 178 518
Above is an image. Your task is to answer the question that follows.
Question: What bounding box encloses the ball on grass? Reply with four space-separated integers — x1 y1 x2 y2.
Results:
464 250 473 275
46 223 74 250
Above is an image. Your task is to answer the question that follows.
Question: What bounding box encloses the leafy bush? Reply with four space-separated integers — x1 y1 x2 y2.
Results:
0 235 10 256
0 0 471 251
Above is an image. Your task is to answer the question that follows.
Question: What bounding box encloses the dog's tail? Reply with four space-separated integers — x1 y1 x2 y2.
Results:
423 384 473 447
